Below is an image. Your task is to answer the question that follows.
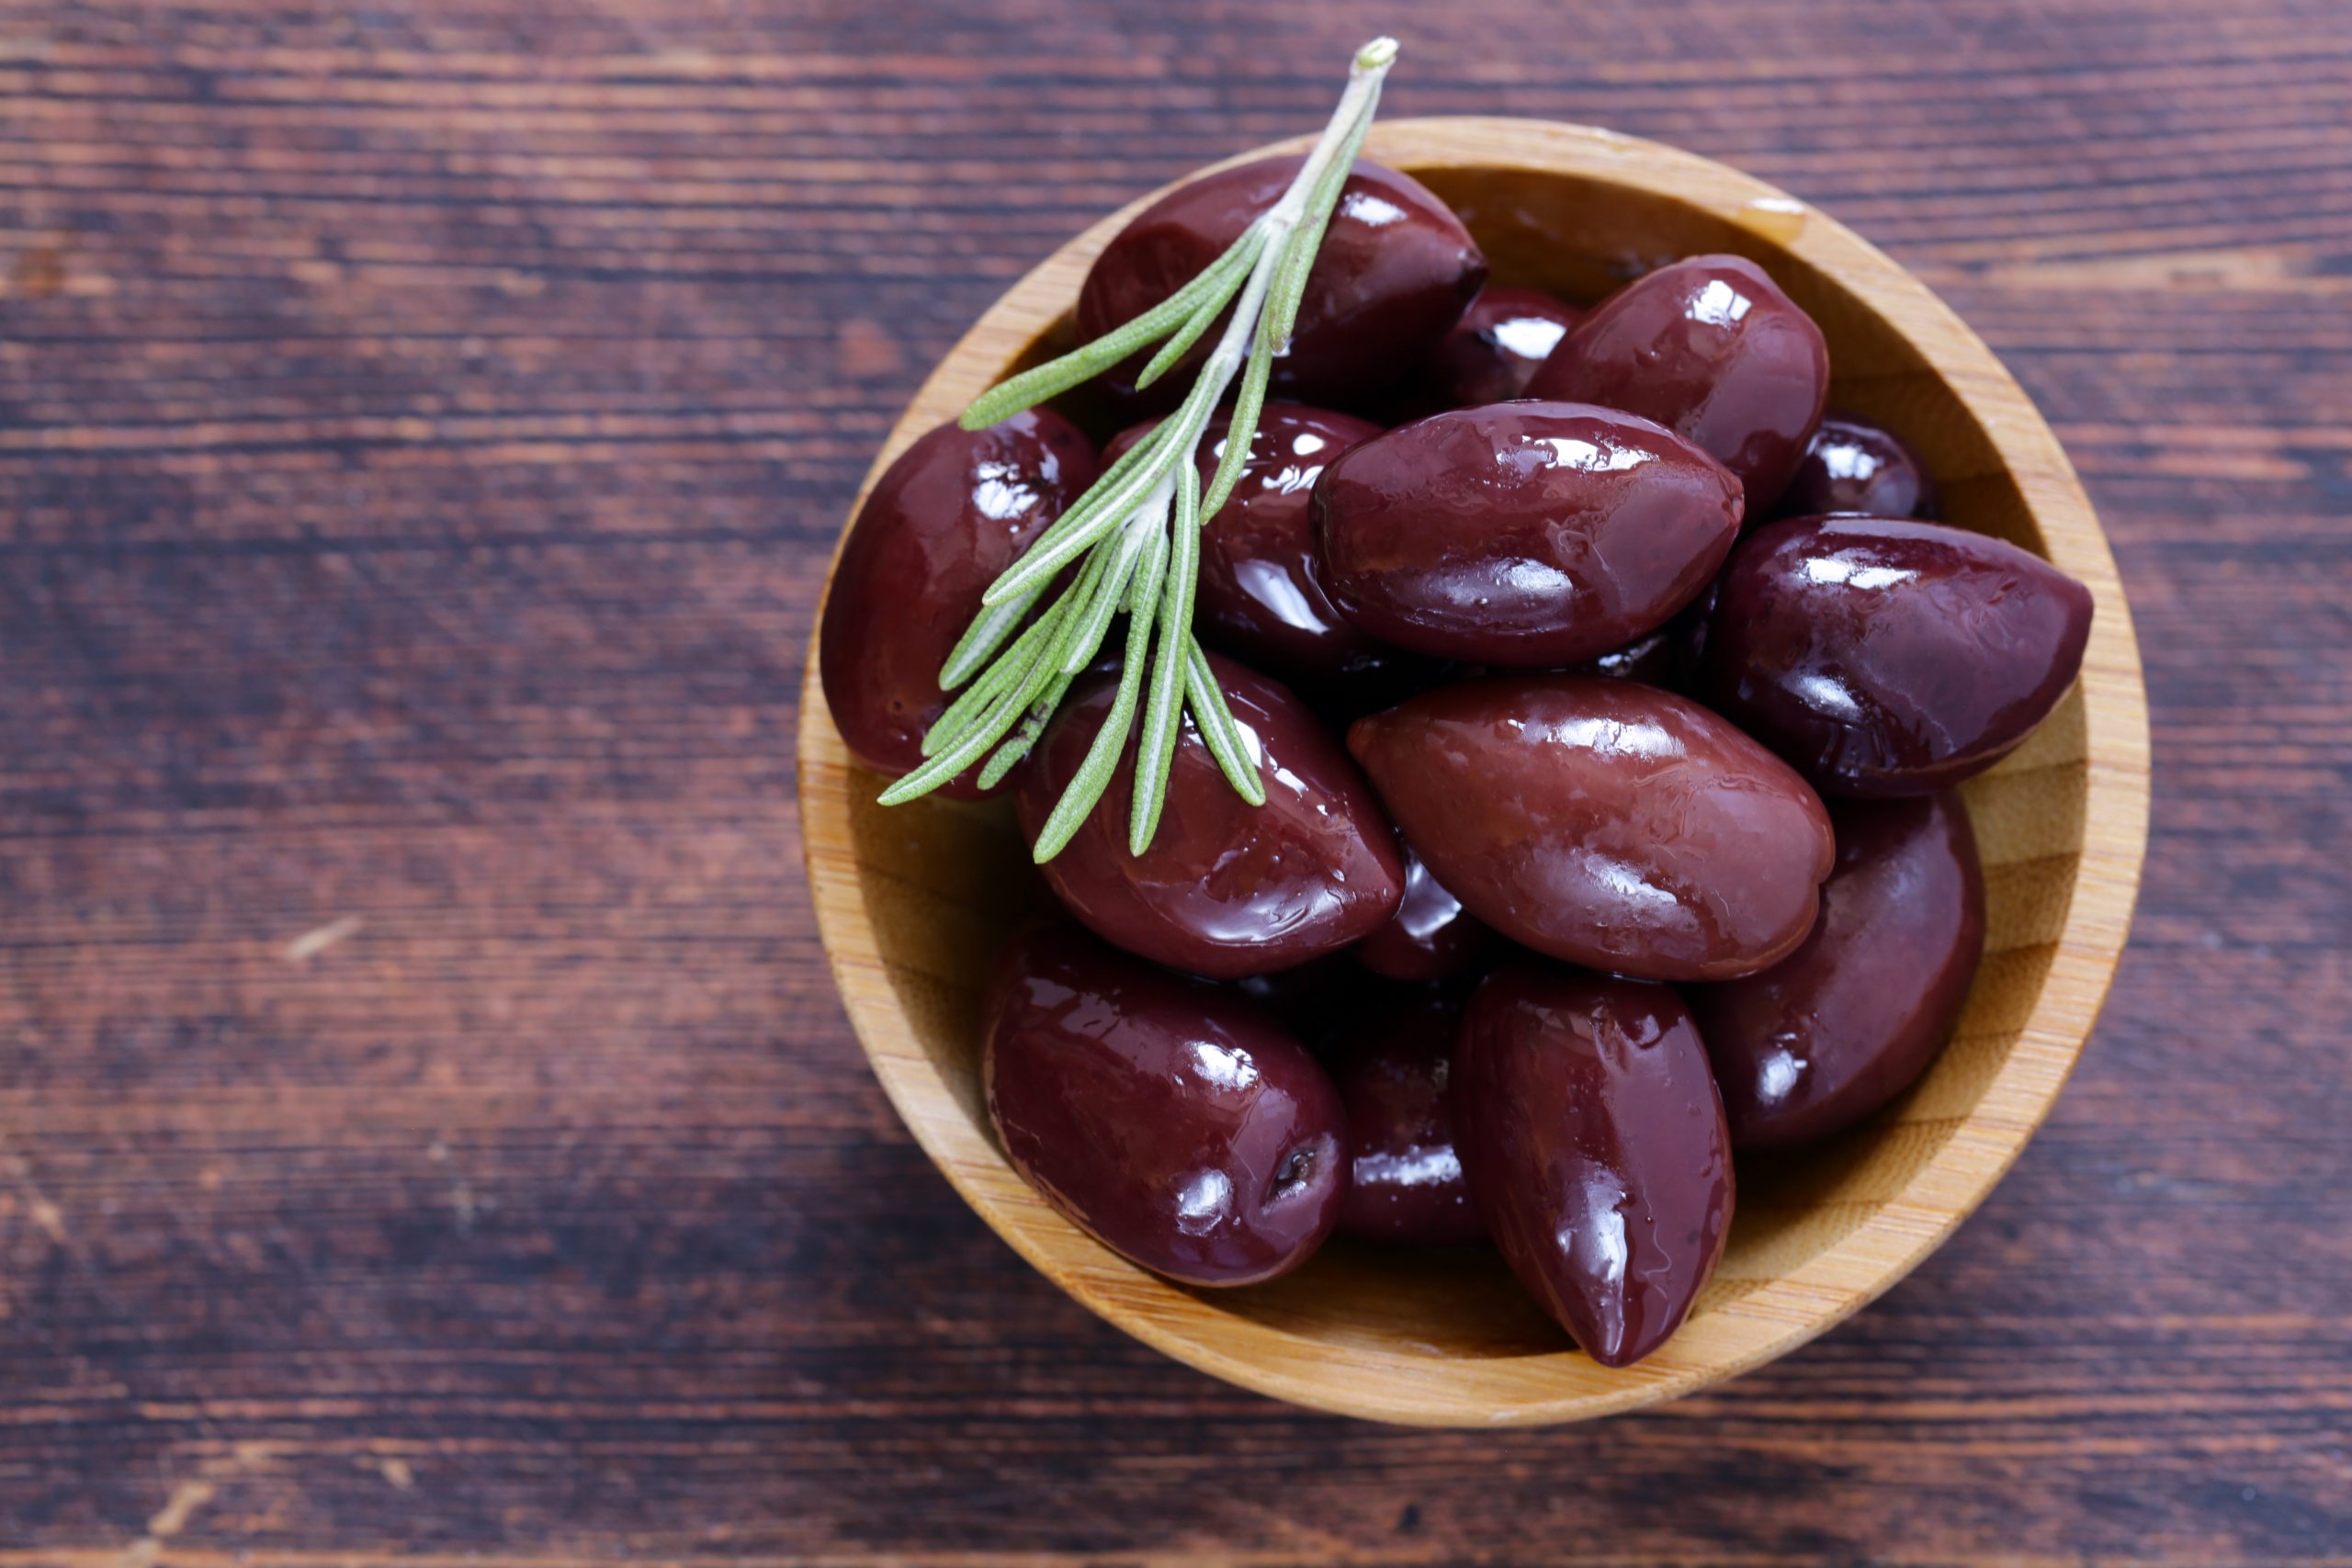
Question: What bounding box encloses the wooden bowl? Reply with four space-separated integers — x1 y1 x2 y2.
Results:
797 118 2151 1426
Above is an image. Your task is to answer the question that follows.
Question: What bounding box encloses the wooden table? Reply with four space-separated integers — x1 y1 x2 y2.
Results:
2 1 2345 1560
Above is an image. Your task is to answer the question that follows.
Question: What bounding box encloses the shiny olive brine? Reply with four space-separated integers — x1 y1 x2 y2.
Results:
822 149 2101 1371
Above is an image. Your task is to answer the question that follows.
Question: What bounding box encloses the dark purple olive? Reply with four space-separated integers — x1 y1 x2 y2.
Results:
1702 515 2095 797
1017 651 1404 978
1452 964 1732 1366
1355 844 1498 983
1778 412 1939 521
1349 675 1834 982
1424 286 1584 407
1333 991 1485 1247
1315 402 1744 665
820 412 1097 797
1526 254 1828 510
1577 626 1682 687
1102 405 1396 688
1078 156 1486 409
1690 793 1985 1150
984 923 1346 1286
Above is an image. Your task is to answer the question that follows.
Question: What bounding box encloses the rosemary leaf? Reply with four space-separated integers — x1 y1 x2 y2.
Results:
973 414 1174 605
880 587 1081 802
922 620 1044 757
979 453 1174 610
1183 639 1267 806
1127 515 1170 615
1267 136 1359 336
1202 336 1275 518
976 666 1077 790
936 581 1046 692
1132 227 1266 390
1042 532 1121 676
958 224 1268 431
1028 528 1170 862
1127 462 1202 853
1059 513 1157 675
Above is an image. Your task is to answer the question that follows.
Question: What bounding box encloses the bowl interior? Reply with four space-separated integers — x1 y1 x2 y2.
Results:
800 120 2148 1425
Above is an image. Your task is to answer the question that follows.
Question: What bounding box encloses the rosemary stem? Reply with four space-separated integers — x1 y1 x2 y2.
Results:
880 38 1399 852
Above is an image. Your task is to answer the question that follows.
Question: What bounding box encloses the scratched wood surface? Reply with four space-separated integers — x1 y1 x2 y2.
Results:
0 0 2344 1561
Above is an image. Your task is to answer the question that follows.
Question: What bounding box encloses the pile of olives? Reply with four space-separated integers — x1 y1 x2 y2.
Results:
821 156 2091 1369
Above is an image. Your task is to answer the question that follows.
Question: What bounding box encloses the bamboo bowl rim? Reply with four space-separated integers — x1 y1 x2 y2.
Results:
797 118 2152 1426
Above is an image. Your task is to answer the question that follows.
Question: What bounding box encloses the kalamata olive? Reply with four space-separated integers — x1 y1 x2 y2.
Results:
1333 991 1485 1247
1102 405 1396 688
1452 964 1732 1366
1349 675 1834 982
1424 286 1584 408
1690 793 1985 1150
1702 515 2095 797
1577 626 1682 687
820 412 1097 796
1355 844 1498 983
1018 651 1404 978
984 923 1346 1286
1078 156 1486 409
1526 254 1828 510
1778 412 1939 521
1315 402 1744 665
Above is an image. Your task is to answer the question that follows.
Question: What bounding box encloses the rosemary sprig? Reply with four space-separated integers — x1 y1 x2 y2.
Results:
877 37 1398 863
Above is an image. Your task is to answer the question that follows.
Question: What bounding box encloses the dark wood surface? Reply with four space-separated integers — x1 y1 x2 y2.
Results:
0 0 2346 1561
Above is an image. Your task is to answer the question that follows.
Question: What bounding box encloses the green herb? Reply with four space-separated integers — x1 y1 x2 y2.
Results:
876 37 1400 861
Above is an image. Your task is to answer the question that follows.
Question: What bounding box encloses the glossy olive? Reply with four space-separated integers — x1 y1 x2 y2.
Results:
1017 651 1405 978
1355 844 1498 983
1348 675 1835 982
1778 412 1939 520
1690 793 1985 1151
819 412 1097 797
1452 964 1732 1366
1333 991 1485 1247
1078 156 1486 409
983 924 1347 1286
1702 515 2096 797
1103 405 1395 687
1315 401 1744 665
1526 254 1828 509
1424 286 1584 407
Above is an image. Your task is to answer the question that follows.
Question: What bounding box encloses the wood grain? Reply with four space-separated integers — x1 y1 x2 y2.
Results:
799 118 2152 1427
0 0 2345 1556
